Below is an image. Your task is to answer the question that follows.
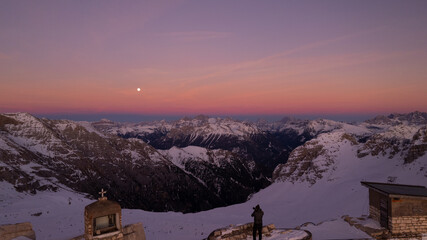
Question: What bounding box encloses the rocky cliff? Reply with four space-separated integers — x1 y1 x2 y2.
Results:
0 113 268 212
273 112 427 184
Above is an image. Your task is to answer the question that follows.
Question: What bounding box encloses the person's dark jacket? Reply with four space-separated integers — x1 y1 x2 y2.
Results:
251 206 264 225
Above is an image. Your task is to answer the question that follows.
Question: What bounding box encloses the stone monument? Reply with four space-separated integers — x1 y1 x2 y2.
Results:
84 189 123 240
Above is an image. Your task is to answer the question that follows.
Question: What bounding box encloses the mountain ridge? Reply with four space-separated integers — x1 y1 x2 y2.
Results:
0 113 270 212
1 111 426 214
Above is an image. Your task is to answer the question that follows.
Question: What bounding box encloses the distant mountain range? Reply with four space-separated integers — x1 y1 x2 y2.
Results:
1 111 426 213
273 112 427 184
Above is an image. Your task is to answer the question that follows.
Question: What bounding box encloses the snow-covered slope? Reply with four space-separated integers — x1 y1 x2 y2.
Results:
273 113 427 184
1 112 426 239
96 115 311 173
0 181 92 240
160 146 268 204
102 115 259 140
3 141 424 239
0 113 269 213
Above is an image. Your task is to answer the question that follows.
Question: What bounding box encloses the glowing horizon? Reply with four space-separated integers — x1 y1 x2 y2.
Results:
1 1 427 118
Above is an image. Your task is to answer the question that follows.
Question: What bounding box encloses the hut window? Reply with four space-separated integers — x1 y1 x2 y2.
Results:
93 214 117 235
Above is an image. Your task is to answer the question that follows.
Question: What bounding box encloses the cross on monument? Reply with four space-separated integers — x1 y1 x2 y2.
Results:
99 188 107 198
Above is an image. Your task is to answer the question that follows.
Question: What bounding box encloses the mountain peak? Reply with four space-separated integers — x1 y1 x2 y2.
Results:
365 111 427 125
391 111 427 124
194 114 210 121
279 116 298 123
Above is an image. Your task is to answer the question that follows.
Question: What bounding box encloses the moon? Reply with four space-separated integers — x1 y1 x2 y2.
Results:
137 88 141 92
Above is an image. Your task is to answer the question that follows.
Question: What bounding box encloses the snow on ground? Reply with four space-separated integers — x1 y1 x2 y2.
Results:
307 119 343 134
301 219 371 239
379 124 421 139
77 121 109 138
266 230 308 240
0 179 373 240
108 117 259 140
0 182 92 240
161 146 229 169
1 147 426 239
349 216 381 229
0 136 20 155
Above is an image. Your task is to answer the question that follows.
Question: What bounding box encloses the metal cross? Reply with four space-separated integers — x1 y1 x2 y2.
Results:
99 188 107 198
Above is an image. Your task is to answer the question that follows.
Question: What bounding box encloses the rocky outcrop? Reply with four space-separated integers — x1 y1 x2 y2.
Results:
357 124 427 162
207 223 311 240
0 113 268 213
272 112 427 185
161 146 270 204
405 127 427 163
341 133 358 145
0 222 36 240
0 115 20 131
358 113 427 161
272 139 332 184
343 215 426 240
357 134 407 159
2 111 427 213
105 115 313 174
365 111 427 125
122 223 146 240
405 144 427 164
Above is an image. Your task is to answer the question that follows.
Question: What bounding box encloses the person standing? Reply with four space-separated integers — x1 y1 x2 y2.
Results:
251 204 264 240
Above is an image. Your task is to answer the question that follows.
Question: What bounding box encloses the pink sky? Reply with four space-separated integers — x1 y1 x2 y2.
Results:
1 1 427 118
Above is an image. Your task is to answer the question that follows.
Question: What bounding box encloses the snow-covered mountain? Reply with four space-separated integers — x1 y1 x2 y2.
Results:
1 112 426 240
159 146 268 204
0 113 268 213
257 116 344 137
101 115 258 139
95 115 319 172
2 112 426 214
273 112 427 184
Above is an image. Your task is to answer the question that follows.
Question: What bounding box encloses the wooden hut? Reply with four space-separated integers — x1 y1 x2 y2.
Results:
361 181 427 235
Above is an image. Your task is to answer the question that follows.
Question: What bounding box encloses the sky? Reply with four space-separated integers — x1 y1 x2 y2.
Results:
1 0 427 122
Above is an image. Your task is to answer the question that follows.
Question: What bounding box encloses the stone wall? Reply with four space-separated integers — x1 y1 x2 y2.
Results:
0 222 36 240
207 223 311 240
122 223 146 240
343 215 426 240
390 216 427 234
70 223 145 240
208 223 278 240
390 196 427 235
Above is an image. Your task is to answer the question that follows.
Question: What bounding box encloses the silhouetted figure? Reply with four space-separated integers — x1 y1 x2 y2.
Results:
251 204 264 240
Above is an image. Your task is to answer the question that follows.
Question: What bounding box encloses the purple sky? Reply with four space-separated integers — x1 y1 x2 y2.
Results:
1 1 427 121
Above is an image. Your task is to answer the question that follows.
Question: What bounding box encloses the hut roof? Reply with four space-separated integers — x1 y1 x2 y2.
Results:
85 199 121 218
361 181 427 197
